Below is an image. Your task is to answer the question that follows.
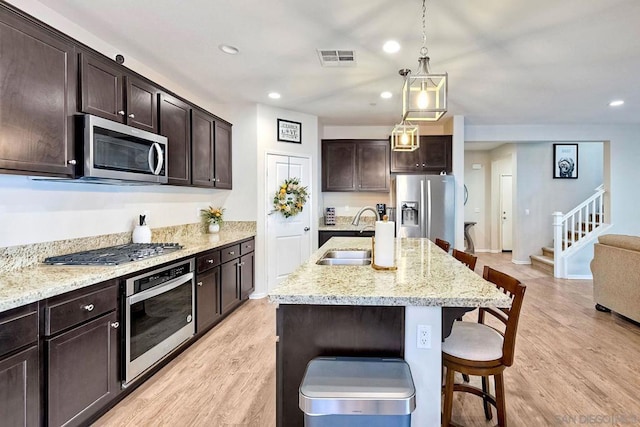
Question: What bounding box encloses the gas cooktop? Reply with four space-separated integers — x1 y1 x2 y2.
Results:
44 243 183 266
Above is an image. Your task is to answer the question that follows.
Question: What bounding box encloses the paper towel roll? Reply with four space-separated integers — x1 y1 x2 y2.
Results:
374 220 395 267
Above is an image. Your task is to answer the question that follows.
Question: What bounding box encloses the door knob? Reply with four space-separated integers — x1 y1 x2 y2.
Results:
304 227 310 231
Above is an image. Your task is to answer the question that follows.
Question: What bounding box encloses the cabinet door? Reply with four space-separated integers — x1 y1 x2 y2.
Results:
357 140 390 192
191 109 215 188
0 345 39 427
214 121 233 189
240 252 255 299
79 52 123 123
0 9 76 177
421 135 452 173
47 311 119 427
159 94 191 186
196 266 221 333
220 260 241 315
125 75 158 133
322 141 356 191
390 146 422 173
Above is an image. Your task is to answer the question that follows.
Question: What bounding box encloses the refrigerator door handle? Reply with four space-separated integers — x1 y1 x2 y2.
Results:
427 179 432 239
420 179 426 237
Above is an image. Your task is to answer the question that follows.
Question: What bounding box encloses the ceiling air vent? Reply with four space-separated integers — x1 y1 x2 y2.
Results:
317 49 356 67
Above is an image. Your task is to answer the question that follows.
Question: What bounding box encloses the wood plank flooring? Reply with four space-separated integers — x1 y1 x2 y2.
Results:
94 253 640 426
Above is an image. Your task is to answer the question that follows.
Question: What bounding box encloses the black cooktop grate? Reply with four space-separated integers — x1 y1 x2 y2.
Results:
44 243 183 265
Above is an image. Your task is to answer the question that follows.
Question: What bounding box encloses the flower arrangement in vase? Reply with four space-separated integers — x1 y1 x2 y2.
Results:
200 206 224 233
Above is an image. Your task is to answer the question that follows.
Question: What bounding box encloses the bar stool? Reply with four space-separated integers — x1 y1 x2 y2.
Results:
452 249 477 271
441 266 526 427
435 238 451 253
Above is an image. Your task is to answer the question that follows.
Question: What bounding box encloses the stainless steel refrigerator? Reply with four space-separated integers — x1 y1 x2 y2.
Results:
395 174 455 243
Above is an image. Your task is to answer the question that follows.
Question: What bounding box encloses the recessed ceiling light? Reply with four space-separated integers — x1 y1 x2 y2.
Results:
268 92 281 99
218 44 239 55
383 40 401 54
380 91 393 99
609 100 624 107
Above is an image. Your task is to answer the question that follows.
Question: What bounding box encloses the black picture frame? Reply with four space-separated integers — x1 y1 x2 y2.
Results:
553 143 578 179
277 119 302 143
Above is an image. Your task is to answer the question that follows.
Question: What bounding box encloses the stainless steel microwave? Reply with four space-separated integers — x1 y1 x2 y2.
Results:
79 114 168 184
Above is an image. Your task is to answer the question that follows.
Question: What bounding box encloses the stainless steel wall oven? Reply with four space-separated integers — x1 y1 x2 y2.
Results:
123 258 195 387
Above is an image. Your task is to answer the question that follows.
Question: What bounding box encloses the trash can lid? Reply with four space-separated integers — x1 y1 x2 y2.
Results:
299 357 416 416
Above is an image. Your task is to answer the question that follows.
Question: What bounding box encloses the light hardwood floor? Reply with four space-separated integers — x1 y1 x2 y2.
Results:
94 253 640 426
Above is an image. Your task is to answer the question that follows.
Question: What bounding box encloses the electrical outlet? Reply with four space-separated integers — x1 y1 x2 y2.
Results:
417 324 431 349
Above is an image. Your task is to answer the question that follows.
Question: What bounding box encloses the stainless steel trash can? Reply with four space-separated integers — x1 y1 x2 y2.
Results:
299 357 416 427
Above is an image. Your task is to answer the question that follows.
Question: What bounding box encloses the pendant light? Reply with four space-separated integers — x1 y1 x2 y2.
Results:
391 117 419 152
401 0 447 122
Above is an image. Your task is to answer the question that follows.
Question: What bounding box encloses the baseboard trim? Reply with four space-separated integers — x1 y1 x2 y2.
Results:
567 274 593 280
512 260 532 265
474 249 492 253
249 292 267 299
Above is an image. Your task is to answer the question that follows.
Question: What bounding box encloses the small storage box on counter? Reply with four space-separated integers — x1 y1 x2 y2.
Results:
324 207 336 225
299 357 416 427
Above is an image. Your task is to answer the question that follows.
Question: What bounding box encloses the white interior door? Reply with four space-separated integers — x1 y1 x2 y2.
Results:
266 154 312 291
500 174 513 251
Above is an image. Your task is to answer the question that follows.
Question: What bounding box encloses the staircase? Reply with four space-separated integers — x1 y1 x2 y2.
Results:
530 185 609 278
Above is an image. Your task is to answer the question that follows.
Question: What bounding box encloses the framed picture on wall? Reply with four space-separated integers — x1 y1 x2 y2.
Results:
277 119 302 143
553 144 578 179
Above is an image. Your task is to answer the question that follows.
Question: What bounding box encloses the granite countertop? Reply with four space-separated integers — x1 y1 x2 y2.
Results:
0 230 255 312
268 237 512 308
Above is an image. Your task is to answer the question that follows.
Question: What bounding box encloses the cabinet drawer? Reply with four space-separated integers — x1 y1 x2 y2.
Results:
45 285 117 336
240 239 255 255
197 250 221 273
0 303 38 358
221 244 240 263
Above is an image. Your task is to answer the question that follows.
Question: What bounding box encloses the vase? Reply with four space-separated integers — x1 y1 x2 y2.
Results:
132 225 152 243
208 223 220 233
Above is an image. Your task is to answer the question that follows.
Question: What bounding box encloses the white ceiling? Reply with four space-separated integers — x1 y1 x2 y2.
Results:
34 0 640 126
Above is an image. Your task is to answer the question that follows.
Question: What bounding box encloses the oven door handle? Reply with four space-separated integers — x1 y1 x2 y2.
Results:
128 272 194 305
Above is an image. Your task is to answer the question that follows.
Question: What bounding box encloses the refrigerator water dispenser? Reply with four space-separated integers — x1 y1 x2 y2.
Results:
400 202 419 227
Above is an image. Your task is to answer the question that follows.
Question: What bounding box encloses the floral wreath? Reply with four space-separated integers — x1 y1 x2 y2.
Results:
273 177 308 218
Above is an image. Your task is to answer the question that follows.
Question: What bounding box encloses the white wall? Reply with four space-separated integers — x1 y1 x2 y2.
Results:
515 142 603 262
463 151 491 251
467 124 640 261
254 104 319 298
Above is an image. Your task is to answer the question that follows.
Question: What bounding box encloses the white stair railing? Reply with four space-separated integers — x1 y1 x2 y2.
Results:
552 185 605 278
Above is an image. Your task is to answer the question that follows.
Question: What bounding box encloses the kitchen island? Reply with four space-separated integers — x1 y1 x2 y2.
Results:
269 237 511 427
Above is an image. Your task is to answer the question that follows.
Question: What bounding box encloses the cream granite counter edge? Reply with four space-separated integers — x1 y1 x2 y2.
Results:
269 237 512 308
0 229 255 312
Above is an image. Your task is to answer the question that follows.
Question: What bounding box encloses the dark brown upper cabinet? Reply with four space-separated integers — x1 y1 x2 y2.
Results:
191 109 232 189
160 93 191 186
214 121 233 189
0 6 76 177
322 139 390 192
390 135 452 174
79 53 159 133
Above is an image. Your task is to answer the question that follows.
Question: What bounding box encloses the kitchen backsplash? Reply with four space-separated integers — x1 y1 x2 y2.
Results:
0 221 256 274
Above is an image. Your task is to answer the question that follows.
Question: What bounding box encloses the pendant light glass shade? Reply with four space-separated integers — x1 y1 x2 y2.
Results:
391 122 420 152
402 56 447 122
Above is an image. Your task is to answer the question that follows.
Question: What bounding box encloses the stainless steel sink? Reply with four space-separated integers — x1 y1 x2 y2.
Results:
316 249 372 266
321 250 371 259
316 258 372 266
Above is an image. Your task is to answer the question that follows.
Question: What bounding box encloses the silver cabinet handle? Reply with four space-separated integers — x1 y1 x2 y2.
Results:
68 159 77 165
212 177 217 182
110 322 119 329
229 251 235 255
128 113 135 119
197 281 203 287
304 227 310 231
118 110 125 116
207 259 214 264
83 304 94 312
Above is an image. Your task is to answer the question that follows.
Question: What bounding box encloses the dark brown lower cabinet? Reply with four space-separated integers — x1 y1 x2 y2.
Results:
0 345 39 427
240 252 255 299
221 259 241 315
47 311 119 427
196 266 222 333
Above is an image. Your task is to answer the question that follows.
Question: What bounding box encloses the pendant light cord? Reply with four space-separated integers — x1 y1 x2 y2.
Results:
420 0 428 57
